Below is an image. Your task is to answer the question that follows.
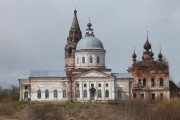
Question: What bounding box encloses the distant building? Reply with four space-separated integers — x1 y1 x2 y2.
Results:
128 38 170 100
18 10 172 102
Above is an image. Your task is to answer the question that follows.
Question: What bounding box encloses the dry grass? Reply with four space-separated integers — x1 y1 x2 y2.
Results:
0 99 180 120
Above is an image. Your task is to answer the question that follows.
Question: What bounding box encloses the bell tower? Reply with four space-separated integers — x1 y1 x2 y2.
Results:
65 9 82 71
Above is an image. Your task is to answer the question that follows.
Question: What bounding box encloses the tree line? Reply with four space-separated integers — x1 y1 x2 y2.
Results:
0 85 19 101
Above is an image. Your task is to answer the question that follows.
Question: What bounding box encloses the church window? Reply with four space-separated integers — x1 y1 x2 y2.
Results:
141 93 144 99
54 90 58 98
83 90 87 98
106 83 108 87
37 90 41 99
138 79 142 87
178 93 180 98
76 83 79 87
97 56 100 63
82 56 85 63
98 83 101 87
105 90 109 98
25 85 28 89
118 90 121 98
45 90 49 99
84 83 87 88
77 57 79 64
160 78 164 86
76 90 80 98
68 47 72 55
91 83 94 88
63 90 66 98
151 78 155 86
90 55 93 63
143 78 146 86
152 93 155 100
98 90 102 98
133 93 137 99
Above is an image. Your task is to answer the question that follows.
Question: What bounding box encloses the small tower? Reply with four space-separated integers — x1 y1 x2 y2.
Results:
143 31 153 61
132 47 137 64
65 9 82 71
158 47 163 61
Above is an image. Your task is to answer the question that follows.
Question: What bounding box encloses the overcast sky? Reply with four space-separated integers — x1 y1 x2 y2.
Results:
0 0 180 88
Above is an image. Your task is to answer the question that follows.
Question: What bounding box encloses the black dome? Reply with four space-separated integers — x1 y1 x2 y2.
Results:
144 40 151 51
132 53 137 59
158 52 163 59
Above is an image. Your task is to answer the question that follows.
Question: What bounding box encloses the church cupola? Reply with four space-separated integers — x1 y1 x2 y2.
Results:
86 21 94 36
144 40 151 51
75 21 106 69
65 9 82 71
158 48 163 61
143 31 153 61
132 48 137 63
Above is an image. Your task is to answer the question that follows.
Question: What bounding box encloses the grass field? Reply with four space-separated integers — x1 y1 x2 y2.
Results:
0 99 180 120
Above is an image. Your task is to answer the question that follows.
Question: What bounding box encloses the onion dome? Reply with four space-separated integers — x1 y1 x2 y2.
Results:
158 47 163 59
158 52 163 59
76 22 104 50
74 9 77 15
132 52 137 59
132 48 137 59
144 31 151 51
144 40 151 51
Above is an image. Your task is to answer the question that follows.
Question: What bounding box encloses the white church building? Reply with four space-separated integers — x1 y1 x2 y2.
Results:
18 10 170 102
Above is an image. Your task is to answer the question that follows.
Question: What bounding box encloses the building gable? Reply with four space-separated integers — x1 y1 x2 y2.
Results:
73 70 114 78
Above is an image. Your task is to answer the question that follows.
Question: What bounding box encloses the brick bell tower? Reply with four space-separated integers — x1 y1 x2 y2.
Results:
65 9 82 72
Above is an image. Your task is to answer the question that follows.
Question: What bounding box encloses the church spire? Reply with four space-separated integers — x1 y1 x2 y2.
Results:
132 46 137 63
65 9 82 71
144 31 151 51
86 18 94 36
70 9 81 31
158 46 163 61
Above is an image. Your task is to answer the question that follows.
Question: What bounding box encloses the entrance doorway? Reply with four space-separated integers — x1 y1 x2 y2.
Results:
90 88 96 100
24 91 28 101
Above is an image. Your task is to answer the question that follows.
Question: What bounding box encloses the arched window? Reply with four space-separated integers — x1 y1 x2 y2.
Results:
160 78 164 86
98 89 102 98
37 90 41 99
76 90 80 98
77 57 79 64
105 90 109 98
63 90 66 98
68 47 72 55
45 90 49 99
83 90 87 98
97 56 100 63
118 90 121 98
90 55 93 63
143 78 146 86
151 78 155 86
54 90 58 98
82 56 85 63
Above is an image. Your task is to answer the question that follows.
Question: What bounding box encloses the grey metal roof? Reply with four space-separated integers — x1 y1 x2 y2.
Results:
76 36 104 50
112 73 133 79
18 73 29 79
29 70 66 78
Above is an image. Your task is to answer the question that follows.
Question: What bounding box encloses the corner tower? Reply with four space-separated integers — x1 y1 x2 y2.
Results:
65 9 82 71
